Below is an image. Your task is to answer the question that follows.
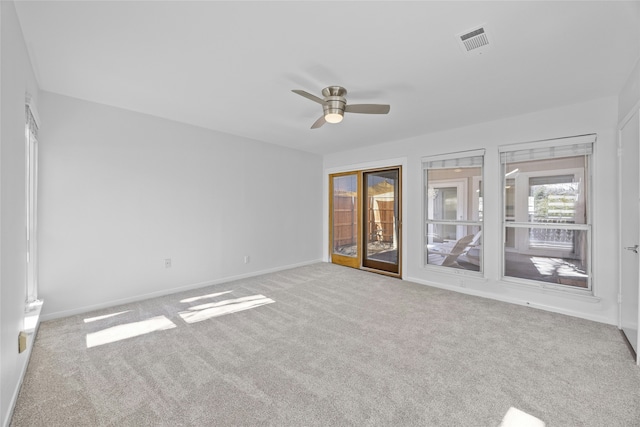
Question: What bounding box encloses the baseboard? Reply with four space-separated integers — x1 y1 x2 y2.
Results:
41 259 323 321
403 275 614 326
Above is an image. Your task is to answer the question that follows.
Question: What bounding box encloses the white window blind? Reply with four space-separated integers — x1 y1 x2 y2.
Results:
423 149 485 169
499 134 595 163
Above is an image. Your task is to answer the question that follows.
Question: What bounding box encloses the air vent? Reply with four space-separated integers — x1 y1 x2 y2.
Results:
457 25 491 55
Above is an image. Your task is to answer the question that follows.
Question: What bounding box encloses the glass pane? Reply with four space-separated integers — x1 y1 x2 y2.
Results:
502 152 590 289
504 156 587 225
504 178 516 248
364 170 398 266
424 224 481 272
441 187 458 220
505 223 516 248
426 167 482 222
424 164 482 273
505 178 515 218
529 175 582 224
504 227 588 288
431 187 457 240
332 175 357 257
477 180 483 221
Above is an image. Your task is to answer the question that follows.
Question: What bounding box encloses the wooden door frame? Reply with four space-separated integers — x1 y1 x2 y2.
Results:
329 171 362 268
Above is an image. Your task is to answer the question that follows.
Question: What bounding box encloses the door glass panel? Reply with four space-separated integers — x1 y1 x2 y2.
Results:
363 169 400 273
332 174 358 257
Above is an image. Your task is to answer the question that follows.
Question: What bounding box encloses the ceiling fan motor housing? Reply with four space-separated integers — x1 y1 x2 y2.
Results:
322 86 347 120
323 97 346 115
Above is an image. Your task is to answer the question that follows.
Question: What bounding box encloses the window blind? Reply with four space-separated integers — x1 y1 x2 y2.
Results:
422 149 485 169
500 143 593 164
499 134 595 164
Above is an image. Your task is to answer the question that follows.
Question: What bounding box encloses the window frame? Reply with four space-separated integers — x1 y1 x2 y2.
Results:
422 149 485 275
25 101 40 305
499 135 594 293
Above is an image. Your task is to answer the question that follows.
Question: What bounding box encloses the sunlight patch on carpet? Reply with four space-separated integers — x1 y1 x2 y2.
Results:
86 315 176 348
180 290 233 303
84 310 131 323
500 407 545 427
179 295 274 324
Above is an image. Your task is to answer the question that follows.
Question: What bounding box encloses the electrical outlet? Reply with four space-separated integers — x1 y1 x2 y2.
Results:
18 331 28 353
164 258 172 268
244 255 250 264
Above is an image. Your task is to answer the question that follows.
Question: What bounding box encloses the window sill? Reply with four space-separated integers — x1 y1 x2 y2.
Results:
422 264 487 281
499 278 600 302
24 300 43 333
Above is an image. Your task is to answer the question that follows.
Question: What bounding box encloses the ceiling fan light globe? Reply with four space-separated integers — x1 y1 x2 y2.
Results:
325 112 343 124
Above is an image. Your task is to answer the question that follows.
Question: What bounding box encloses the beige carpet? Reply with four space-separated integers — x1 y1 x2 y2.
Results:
11 263 640 426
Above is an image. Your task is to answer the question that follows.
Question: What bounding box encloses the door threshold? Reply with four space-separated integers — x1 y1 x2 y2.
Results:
360 266 401 279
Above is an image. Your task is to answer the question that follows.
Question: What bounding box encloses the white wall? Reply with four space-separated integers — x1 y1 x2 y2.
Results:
0 2 40 425
617 4 640 125
324 96 620 325
619 57 640 125
38 91 323 319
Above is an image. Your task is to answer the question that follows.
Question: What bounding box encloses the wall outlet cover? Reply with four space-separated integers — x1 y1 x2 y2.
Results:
18 331 28 353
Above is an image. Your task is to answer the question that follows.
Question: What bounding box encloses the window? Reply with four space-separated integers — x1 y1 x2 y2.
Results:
423 150 484 272
500 135 593 291
25 101 40 304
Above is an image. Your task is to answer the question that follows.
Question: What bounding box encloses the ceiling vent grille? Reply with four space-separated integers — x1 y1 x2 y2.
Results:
457 25 491 55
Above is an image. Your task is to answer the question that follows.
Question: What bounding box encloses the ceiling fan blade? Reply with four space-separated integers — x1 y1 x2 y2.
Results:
311 116 326 129
345 104 390 114
292 89 327 105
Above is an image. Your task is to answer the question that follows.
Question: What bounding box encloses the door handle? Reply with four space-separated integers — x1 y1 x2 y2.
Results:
624 244 639 254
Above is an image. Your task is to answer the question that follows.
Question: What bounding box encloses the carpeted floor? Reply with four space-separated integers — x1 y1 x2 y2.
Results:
11 263 640 426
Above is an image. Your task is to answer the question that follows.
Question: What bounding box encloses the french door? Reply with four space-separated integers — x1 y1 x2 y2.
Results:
330 167 401 276
329 172 361 269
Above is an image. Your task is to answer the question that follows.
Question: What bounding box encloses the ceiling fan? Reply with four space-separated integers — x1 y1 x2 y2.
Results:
292 86 390 129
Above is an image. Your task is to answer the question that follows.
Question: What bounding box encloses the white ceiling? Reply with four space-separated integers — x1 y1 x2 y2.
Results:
14 1 640 155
